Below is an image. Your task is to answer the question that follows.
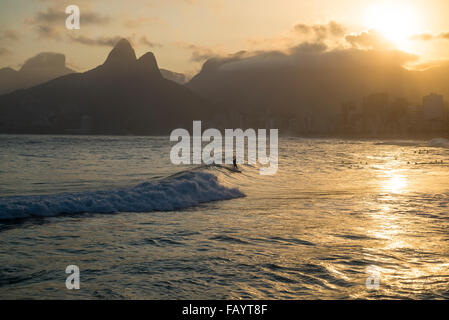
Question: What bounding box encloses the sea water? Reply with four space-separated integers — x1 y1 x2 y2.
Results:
1 134 449 299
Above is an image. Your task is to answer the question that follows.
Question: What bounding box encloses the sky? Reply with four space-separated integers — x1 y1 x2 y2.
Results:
2 0 449 76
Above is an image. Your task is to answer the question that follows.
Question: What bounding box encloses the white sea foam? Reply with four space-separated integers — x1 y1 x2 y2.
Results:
0 170 244 220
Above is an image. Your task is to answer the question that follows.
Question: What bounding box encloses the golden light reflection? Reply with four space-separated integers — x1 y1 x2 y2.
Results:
367 205 403 244
382 171 408 194
362 167 449 297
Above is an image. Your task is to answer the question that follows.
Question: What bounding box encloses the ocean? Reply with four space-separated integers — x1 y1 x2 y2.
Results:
1 134 449 299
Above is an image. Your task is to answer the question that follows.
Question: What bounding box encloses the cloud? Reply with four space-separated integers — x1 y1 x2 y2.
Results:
345 30 394 50
124 17 159 29
69 34 162 49
191 47 218 62
185 22 342 67
35 25 62 40
410 33 435 41
245 20 348 55
70 34 163 48
184 21 406 75
1 30 20 41
180 43 223 62
289 41 328 54
439 33 449 40
410 32 449 41
291 22 399 51
139 36 162 48
68 35 124 47
27 6 110 39
0 48 11 56
293 21 346 41
33 7 109 25
195 40 416 75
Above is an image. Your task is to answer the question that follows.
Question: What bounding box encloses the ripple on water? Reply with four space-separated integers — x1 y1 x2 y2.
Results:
268 236 316 246
209 235 250 245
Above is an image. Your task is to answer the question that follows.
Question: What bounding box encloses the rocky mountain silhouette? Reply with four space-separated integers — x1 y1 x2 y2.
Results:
160 69 187 84
0 52 74 95
0 39 211 135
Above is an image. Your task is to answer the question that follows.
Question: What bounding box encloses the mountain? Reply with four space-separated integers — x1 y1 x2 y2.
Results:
0 39 211 135
160 69 187 84
0 52 74 95
187 47 449 125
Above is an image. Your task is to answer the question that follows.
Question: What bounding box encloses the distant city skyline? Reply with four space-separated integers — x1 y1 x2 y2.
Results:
3 0 449 76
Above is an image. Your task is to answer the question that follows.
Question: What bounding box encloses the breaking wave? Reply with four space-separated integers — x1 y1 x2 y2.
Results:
0 170 245 220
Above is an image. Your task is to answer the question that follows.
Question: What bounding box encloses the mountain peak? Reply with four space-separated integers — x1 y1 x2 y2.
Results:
0 67 17 74
137 52 162 77
20 52 67 72
103 38 136 67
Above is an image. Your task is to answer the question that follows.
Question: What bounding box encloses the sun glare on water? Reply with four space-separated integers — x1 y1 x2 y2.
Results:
365 3 419 50
383 171 408 194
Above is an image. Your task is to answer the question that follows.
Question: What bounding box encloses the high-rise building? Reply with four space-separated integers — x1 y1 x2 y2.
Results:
423 93 444 121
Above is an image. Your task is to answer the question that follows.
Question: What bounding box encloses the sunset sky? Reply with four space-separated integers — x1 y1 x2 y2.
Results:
2 0 449 76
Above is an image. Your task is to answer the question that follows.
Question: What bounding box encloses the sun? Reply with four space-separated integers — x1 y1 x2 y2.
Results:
365 3 419 49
